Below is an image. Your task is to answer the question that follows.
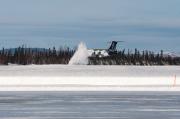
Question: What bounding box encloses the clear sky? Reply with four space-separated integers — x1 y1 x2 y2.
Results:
0 0 180 52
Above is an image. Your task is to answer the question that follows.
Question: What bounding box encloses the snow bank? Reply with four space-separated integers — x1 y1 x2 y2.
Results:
69 42 89 65
0 65 179 91
0 76 179 91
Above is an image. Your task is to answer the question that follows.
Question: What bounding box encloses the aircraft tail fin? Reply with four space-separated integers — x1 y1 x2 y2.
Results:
107 41 124 55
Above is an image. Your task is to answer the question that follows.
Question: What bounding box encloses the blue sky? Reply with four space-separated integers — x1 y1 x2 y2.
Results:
0 0 180 52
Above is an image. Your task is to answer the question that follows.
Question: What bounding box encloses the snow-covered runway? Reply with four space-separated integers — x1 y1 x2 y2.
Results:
0 65 179 91
1 92 180 119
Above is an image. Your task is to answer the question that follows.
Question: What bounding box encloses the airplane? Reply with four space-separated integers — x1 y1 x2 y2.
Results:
88 41 124 57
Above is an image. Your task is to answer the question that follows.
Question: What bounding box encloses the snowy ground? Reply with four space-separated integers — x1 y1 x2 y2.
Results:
1 92 180 119
0 65 179 91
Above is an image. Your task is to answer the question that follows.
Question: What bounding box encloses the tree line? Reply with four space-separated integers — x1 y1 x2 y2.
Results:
0 46 179 65
0 46 74 65
89 49 180 65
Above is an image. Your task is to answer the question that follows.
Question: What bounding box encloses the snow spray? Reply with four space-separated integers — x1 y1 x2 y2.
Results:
68 42 89 65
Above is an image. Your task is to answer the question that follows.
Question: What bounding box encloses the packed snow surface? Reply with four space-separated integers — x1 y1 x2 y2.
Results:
0 65 180 91
69 42 89 65
0 65 179 77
